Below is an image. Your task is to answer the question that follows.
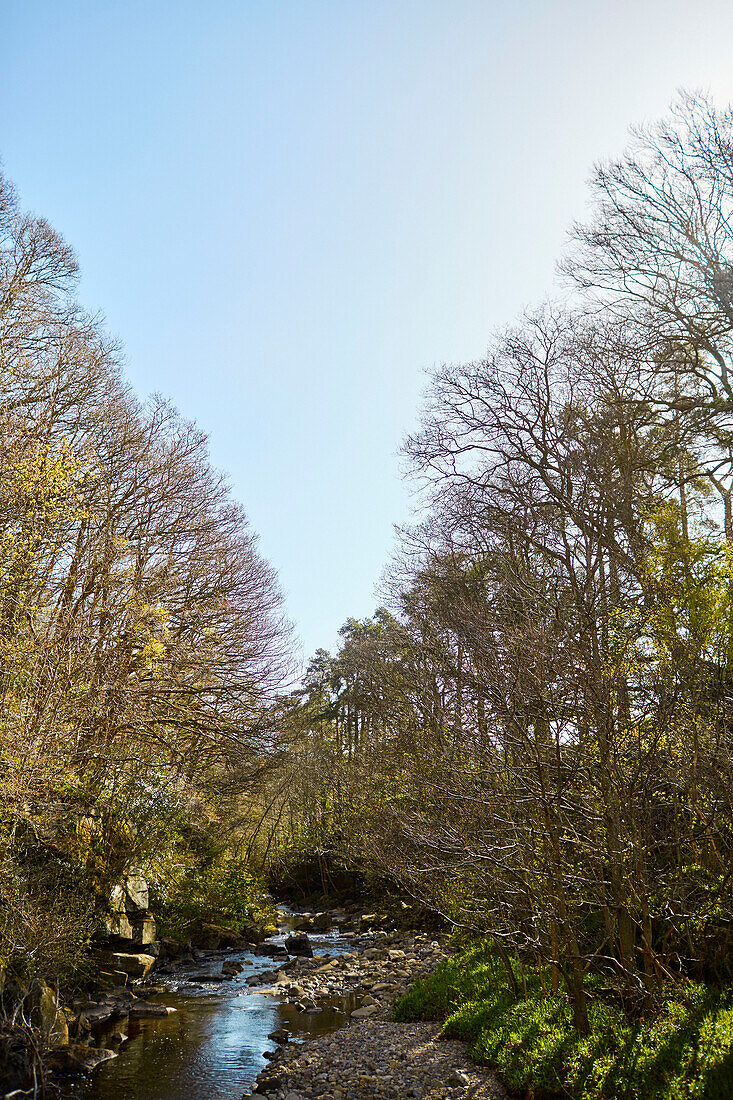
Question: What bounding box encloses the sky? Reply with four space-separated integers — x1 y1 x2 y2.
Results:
4 0 733 661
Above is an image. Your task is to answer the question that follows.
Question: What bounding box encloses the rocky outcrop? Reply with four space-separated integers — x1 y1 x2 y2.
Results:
96 868 159 981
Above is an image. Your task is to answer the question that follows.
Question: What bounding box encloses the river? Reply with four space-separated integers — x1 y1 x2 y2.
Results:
66 922 358 1100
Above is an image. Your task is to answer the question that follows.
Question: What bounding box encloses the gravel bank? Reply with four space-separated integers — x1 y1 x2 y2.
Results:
251 1021 506 1100
249 930 506 1100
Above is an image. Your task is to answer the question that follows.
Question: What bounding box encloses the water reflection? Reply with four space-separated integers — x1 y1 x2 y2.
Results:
69 928 357 1100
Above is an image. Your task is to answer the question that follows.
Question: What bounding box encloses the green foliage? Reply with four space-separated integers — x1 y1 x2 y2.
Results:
395 941 733 1099
155 855 274 938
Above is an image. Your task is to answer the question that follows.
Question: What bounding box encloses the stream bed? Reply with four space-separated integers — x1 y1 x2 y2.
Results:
67 926 358 1100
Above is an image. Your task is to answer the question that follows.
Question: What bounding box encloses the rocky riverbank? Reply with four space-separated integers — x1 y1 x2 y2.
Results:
251 930 506 1100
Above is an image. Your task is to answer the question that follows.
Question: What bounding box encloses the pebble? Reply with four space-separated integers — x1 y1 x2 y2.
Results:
254 1022 505 1099
250 926 506 1100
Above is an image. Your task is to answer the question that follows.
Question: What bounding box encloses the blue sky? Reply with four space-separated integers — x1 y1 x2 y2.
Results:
4 0 733 661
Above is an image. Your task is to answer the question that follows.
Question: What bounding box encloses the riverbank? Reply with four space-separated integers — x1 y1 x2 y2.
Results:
394 939 733 1100
251 930 506 1100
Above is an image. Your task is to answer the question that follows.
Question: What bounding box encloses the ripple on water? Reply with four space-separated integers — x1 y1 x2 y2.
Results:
68 930 358 1100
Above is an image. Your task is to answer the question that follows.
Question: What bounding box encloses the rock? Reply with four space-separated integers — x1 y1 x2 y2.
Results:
252 943 288 958
312 913 332 932
68 1011 92 1041
49 1045 119 1072
123 869 149 912
69 1045 118 1071
109 883 126 913
448 1069 470 1086
350 1004 379 1019
131 916 157 946
160 937 188 958
28 979 69 1049
241 922 266 944
76 1003 119 1025
257 1070 286 1092
97 951 155 979
222 960 244 976
268 1028 290 1043
128 1001 176 1018
201 923 247 950
285 933 313 958
104 911 134 939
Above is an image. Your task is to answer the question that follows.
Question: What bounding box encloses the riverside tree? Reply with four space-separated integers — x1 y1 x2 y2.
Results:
0 171 291 976
279 95 733 1032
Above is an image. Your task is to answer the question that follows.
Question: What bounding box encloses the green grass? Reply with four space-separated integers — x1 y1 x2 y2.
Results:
394 941 733 1099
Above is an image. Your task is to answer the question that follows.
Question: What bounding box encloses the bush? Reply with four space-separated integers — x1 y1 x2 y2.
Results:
154 855 274 938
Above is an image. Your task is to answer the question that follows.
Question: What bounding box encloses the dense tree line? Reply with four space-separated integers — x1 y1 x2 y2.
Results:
278 94 733 1032
0 172 290 976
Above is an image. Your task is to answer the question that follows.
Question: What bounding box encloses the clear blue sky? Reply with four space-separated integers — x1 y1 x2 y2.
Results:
4 0 733 661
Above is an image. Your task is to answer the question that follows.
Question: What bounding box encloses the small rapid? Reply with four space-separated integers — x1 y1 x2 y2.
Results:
68 919 358 1100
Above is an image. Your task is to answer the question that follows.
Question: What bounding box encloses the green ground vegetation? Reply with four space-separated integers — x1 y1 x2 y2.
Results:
395 941 733 1100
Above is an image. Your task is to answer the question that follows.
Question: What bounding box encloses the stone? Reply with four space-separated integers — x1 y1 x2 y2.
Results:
131 916 157 946
447 1069 470 1087
241 921 266 944
97 951 155 979
110 883 126 913
29 980 69 1049
160 937 188 958
104 911 134 939
128 1001 176 1018
69 1045 118 1071
222 960 244 976
268 1028 289 1043
201 923 246 950
123 869 149 912
285 932 313 958
350 1004 379 1019
257 1070 285 1092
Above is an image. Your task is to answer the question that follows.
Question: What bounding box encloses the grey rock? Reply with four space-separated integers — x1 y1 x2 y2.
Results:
285 932 313 958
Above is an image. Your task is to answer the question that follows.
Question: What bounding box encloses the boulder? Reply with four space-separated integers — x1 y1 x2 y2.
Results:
97 951 155 979
123 869 149 912
128 1001 176 1018
222 960 244 976
284 933 313 958
201 923 246 949
109 884 126 913
257 1070 286 1093
131 916 157 946
241 922 266 945
52 1045 118 1072
103 912 134 939
28 980 69 1049
252 942 288 958
160 937 188 958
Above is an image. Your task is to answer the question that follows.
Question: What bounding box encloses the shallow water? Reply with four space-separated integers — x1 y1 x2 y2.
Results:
68 926 357 1100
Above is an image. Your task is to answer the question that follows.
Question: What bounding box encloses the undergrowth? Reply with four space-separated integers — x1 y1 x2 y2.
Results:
394 941 733 1099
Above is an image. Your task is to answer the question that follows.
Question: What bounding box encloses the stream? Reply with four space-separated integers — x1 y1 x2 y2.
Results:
66 919 359 1100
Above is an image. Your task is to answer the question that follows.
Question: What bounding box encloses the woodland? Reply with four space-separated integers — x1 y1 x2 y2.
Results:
4 92 733 1096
